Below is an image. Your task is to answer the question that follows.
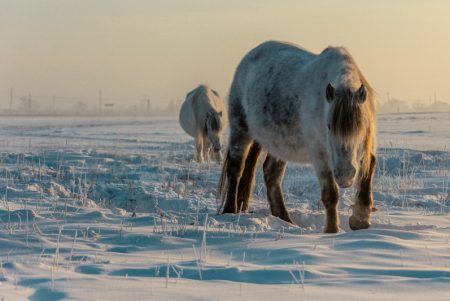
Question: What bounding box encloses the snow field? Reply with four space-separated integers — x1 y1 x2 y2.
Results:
0 113 449 300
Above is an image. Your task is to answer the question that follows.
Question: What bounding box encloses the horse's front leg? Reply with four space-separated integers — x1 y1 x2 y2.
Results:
349 154 377 230
310 148 340 233
320 170 340 233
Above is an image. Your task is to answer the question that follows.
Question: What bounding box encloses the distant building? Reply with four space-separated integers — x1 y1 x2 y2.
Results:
428 101 450 112
412 101 428 112
379 98 410 113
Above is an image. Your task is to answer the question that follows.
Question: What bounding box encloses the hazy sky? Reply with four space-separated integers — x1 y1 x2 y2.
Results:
1 0 450 108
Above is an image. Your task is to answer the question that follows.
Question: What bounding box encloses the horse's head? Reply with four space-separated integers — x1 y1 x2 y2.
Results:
325 83 370 188
205 110 224 159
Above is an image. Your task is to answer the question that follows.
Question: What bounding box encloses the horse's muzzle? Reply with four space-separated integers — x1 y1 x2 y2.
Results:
212 149 223 162
336 178 354 188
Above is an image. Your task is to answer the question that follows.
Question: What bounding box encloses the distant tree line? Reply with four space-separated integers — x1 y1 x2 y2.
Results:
378 98 450 114
1 95 183 116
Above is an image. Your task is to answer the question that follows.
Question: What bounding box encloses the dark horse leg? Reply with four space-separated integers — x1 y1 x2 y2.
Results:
311 149 340 233
321 171 339 233
349 154 377 230
236 141 262 211
263 154 293 223
221 130 253 214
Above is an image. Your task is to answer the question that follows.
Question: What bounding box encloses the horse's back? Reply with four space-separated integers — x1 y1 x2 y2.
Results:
228 41 319 162
236 41 314 78
230 41 315 108
245 41 313 63
191 85 220 117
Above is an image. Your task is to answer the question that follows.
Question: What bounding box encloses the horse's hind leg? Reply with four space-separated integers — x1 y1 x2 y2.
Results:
221 132 253 213
263 154 293 223
349 154 377 230
203 139 211 162
236 141 262 211
195 133 204 162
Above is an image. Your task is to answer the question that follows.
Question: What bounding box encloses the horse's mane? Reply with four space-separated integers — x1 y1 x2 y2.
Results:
326 48 376 178
330 84 374 139
205 110 222 134
211 89 220 98
187 84 224 133
212 112 221 130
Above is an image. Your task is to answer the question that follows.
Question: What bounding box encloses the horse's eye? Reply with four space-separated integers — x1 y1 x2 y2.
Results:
327 124 331 130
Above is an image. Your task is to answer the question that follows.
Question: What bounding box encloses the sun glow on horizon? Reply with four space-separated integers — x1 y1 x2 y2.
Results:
1 0 449 112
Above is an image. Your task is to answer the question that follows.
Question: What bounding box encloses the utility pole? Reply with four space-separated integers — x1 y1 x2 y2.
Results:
28 94 32 112
52 95 56 115
98 90 103 112
146 98 151 114
9 87 13 115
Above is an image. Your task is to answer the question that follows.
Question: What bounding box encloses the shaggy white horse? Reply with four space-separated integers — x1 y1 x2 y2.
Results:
218 41 377 233
179 85 227 162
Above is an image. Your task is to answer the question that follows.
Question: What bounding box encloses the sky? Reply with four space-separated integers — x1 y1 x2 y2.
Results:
0 0 450 109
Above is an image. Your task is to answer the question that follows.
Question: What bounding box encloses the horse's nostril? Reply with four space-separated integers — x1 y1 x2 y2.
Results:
334 167 356 178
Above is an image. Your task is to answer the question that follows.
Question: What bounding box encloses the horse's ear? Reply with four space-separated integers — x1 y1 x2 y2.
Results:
355 84 367 103
326 83 335 102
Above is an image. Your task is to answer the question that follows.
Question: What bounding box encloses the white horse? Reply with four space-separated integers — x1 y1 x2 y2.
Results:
218 41 377 233
179 85 227 163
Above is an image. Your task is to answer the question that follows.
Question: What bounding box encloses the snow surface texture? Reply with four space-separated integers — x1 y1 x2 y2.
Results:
0 113 449 300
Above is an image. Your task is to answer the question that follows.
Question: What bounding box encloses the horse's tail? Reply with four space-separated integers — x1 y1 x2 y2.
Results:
217 148 229 213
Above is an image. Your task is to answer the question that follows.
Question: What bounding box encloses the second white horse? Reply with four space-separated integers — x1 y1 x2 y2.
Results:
179 85 227 162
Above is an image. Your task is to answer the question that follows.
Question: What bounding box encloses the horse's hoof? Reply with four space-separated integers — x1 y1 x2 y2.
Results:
323 224 339 233
221 206 237 214
280 214 295 225
349 215 370 230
